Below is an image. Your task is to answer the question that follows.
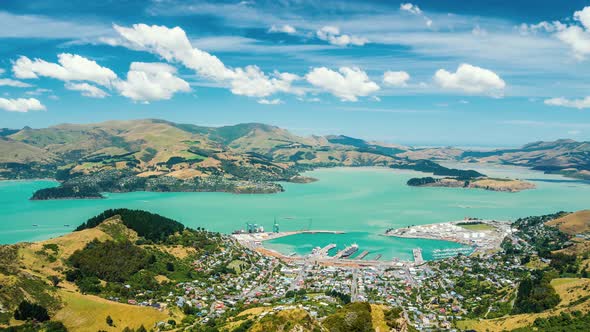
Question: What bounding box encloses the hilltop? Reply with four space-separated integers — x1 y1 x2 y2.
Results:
0 119 486 199
1 119 588 199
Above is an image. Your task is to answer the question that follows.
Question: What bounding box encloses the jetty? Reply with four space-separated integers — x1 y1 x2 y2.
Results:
318 243 336 256
374 254 382 261
413 248 424 264
356 250 370 260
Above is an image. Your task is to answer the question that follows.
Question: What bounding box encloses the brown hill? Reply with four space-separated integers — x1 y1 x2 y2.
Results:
546 210 590 235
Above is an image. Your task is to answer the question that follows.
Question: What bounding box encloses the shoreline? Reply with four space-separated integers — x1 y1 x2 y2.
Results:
385 219 512 255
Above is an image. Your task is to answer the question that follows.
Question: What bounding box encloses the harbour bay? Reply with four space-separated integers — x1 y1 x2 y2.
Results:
1 165 589 260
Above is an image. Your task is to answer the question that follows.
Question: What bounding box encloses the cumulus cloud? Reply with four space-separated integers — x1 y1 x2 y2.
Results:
0 78 32 88
306 67 380 102
382 71 410 87
257 98 283 105
114 62 190 102
65 82 109 98
434 64 506 96
544 96 590 109
13 53 117 86
520 7 590 60
316 26 368 46
13 52 190 102
0 97 45 112
112 24 299 98
268 24 296 34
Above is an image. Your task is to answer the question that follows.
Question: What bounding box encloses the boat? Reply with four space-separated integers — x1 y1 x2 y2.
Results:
339 244 359 258
32 224 39 227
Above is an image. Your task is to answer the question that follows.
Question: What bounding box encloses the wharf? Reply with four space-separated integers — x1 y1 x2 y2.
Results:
413 248 424 264
356 250 370 260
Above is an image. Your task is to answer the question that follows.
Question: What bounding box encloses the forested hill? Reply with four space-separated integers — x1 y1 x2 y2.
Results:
75 209 185 243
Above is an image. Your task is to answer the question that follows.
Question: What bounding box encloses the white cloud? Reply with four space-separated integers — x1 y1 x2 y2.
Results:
114 62 190 102
522 7 590 60
0 78 32 88
544 96 590 109
568 130 581 135
0 97 45 112
556 25 590 60
316 26 368 46
257 98 283 105
434 64 506 96
382 71 410 87
25 88 52 96
269 24 296 34
112 24 300 98
13 53 117 86
230 67 300 97
306 67 380 102
400 3 422 15
65 82 109 98
12 52 190 102
400 3 432 27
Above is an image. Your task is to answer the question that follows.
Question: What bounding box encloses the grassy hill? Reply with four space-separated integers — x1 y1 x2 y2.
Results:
456 278 590 331
2 119 495 199
0 210 411 332
546 210 590 235
4 119 586 198
0 217 175 331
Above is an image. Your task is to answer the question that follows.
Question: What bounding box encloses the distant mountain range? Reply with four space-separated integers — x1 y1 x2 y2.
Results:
0 119 588 198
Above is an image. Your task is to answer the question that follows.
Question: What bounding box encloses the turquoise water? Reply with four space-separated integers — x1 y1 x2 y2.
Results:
1 166 589 260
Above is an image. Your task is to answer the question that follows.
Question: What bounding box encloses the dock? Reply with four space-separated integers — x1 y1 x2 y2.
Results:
318 244 336 256
356 250 370 260
335 244 359 259
413 248 424 264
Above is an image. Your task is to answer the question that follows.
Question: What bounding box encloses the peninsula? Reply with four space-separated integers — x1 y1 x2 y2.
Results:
407 176 536 192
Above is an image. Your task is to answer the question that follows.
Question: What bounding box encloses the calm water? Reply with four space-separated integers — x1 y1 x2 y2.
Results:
1 165 589 260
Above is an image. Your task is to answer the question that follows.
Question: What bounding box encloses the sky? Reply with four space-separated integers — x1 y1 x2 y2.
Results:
1 0 590 146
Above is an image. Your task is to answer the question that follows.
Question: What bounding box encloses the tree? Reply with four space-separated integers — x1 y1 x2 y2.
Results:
106 315 114 327
49 275 61 287
14 300 50 322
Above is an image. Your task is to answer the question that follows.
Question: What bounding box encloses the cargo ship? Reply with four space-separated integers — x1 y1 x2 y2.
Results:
339 244 359 258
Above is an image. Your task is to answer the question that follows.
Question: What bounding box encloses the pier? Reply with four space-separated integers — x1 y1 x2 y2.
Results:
318 244 336 257
356 250 370 260
413 248 424 264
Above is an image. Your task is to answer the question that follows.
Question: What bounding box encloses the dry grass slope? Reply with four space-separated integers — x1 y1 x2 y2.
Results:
546 210 590 235
456 278 590 331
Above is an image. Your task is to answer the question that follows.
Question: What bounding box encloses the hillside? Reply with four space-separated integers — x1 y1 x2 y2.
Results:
0 209 411 332
546 210 590 235
459 139 590 180
0 119 493 199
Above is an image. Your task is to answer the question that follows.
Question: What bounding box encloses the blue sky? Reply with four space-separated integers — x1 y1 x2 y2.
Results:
1 0 590 146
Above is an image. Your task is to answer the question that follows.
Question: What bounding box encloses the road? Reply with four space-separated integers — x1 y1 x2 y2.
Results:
351 268 359 302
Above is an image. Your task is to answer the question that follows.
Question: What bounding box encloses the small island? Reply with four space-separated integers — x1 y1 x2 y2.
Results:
407 176 536 192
